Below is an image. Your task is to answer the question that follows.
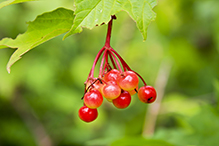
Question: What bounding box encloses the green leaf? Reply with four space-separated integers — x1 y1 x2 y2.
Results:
111 137 175 146
0 7 74 73
64 0 157 40
0 0 37 9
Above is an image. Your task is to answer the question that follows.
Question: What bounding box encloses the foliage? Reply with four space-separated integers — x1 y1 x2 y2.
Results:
0 8 74 73
0 0 156 73
64 0 156 39
0 0 36 9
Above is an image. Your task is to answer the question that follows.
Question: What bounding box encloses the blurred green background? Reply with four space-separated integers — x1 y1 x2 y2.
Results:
0 0 219 146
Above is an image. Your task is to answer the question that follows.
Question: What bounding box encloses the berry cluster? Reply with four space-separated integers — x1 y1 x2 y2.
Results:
78 16 157 123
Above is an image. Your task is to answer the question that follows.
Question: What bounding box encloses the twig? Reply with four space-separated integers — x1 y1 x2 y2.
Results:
142 59 172 137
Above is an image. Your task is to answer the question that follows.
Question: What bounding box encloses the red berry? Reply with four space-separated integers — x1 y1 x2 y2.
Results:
138 86 156 103
118 71 139 91
112 91 131 109
84 89 103 109
102 81 121 100
103 69 120 82
78 105 98 122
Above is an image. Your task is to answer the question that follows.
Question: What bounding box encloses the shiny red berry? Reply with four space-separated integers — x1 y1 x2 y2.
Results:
78 105 98 122
103 69 120 82
84 89 103 109
112 91 131 109
138 86 157 103
118 71 139 91
102 81 121 100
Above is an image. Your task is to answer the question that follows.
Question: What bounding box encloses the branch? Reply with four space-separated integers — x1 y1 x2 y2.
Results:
142 59 172 137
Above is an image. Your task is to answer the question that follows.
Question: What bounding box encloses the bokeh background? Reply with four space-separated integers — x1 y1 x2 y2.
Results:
0 0 219 145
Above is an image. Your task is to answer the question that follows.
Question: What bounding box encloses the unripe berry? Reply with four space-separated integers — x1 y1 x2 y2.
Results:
138 86 156 103
102 81 121 100
128 86 138 95
85 80 92 92
106 98 113 102
84 89 103 109
78 105 98 122
118 71 139 91
93 80 104 93
113 91 131 109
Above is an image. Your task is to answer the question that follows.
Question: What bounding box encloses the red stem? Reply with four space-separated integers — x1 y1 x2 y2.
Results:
86 16 116 83
110 48 131 70
103 61 108 72
110 49 127 71
103 51 110 71
108 49 123 72
133 71 147 86
110 48 147 86
104 17 114 48
99 49 108 78
109 52 117 69
86 47 106 82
